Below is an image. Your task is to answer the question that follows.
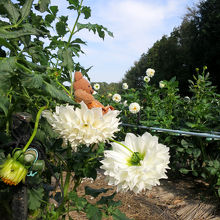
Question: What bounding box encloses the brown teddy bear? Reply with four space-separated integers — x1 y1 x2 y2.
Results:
73 72 114 114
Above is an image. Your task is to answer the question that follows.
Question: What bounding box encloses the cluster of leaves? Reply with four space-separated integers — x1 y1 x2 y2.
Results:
0 0 132 219
96 67 220 199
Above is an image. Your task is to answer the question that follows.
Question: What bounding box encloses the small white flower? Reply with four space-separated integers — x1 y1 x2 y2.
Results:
159 81 165 88
93 83 100 90
146 68 155 78
123 100 128 107
93 91 97 95
42 102 120 151
122 83 128 90
129 102 140 114
144 76 150 83
112 94 121 103
101 132 170 193
108 93 112 97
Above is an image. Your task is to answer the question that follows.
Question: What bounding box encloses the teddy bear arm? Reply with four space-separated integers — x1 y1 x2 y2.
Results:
74 89 95 104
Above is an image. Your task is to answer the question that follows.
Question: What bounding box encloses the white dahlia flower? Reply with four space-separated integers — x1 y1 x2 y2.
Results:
144 76 150 83
129 102 140 114
146 68 155 78
101 132 170 193
122 83 128 90
159 81 165 88
42 102 120 151
112 94 121 103
93 83 100 90
93 91 97 95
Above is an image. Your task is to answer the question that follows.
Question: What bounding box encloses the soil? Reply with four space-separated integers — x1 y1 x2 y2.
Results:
67 170 220 220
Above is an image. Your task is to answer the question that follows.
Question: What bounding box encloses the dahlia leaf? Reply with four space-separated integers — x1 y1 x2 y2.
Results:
27 187 44 210
85 186 110 198
112 209 132 220
86 204 102 220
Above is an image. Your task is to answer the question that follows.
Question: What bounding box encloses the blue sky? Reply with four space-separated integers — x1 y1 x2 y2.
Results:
53 0 200 83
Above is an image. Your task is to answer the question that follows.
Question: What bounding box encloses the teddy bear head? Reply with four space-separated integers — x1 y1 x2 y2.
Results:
73 71 94 95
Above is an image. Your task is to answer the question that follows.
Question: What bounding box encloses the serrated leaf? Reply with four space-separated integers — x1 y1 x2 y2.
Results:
86 204 102 220
45 14 55 24
0 57 17 72
67 0 79 8
43 81 75 104
35 0 50 12
112 209 132 220
0 94 9 115
69 191 88 211
0 37 16 51
21 73 44 88
0 25 42 39
77 23 113 39
85 186 110 198
50 5 58 15
0 72 11 92
71 38 86 45
27 187 44 210
0 57 16 91
58 48 74 71
2 0 20 24
21 0 34 20
81 6 91 19
56 21 67 36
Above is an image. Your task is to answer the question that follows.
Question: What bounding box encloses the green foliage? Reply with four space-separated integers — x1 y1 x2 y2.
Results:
97 67 220 199
0 0 125 219
27 187 44 210
85 186 111 198
123 0 220 94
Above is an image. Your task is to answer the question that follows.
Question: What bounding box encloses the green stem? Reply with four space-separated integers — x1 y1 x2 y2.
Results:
22 106 47 153
56 79 71 96
16 62 33 74
109 138 133 154
6 121 9 135
66 0 83 47
73 177 81 191
63 171 71 197
69 71 74 97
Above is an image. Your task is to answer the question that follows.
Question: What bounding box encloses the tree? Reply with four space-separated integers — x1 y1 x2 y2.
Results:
122 0 220 94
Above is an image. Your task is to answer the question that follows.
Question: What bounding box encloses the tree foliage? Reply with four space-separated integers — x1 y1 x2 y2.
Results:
123 0 220 94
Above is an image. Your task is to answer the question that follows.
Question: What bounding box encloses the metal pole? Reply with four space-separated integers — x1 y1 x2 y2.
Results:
121 123 220 140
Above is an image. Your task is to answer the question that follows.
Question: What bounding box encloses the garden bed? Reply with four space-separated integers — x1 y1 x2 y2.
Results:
67 171 220 220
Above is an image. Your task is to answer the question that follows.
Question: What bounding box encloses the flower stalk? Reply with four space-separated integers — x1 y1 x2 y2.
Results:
109 138 133 154
22 106 47 153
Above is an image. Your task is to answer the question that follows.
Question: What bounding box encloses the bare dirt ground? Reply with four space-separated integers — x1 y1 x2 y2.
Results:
68 171 220 220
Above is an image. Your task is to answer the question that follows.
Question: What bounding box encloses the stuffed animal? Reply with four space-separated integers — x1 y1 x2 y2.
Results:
73 72 114 114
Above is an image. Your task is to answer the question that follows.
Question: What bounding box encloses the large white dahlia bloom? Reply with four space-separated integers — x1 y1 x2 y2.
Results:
101 132 170 194
42 102 120 151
